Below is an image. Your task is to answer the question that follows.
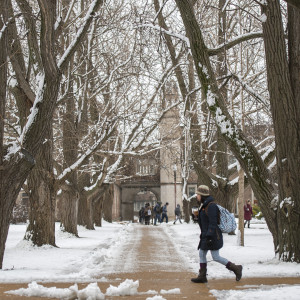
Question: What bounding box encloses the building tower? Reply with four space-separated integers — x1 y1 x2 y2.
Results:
159 82 182 218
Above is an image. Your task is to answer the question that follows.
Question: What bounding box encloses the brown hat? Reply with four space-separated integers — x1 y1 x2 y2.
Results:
196 185 210 196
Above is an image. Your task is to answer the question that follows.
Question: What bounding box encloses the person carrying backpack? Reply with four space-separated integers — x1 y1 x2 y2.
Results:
173 204 182 224
191 185 242 283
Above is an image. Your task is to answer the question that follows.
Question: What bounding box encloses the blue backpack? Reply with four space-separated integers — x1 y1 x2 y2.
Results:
206 203 237 233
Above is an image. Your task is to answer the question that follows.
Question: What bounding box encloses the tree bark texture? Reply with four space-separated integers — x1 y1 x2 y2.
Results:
0 0 9 269
60 180 79 236
25 127 56 246
59 72 80 235
100 184 114 224
238 168 245 246
78 172 94 230
262 0 300 262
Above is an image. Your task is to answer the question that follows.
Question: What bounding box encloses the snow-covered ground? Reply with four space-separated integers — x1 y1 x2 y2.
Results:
1 219 299 299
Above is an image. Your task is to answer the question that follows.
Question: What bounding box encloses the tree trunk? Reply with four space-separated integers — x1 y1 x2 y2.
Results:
59 72 79 235
101 184 113 224
25 127 56 246
0 0 60 268
78 176 95 230
0 0 9 269
216 0 229 185
238 168 245 246
262 1 300 262
60 179 79 236
94 197 103 227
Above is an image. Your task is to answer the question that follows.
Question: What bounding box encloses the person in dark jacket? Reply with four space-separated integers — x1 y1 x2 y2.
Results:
191 185 242 283
139 207 145 224
144 203 152 225
153 202 162 225
173 204 182 224
244 200 253 228
161 202 169 223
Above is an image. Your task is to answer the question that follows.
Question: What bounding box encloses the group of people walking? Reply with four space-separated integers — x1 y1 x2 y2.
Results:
138 202 182 225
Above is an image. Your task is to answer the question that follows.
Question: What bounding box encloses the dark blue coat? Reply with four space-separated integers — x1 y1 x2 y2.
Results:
198 196 223 250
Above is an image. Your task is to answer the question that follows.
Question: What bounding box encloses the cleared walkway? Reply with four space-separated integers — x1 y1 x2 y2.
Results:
0 225 299 299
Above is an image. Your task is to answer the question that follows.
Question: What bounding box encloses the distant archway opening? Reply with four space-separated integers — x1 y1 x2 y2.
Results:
134 189 157 213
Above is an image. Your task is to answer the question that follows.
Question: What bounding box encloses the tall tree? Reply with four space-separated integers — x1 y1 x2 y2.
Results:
0 0 104 268
0 0 9 270
260 0 300 262
174 0 300 262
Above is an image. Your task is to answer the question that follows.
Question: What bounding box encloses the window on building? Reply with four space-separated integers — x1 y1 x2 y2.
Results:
188 186 196 198
136 160 156 175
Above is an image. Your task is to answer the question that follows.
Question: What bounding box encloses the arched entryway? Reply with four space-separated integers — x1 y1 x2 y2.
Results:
134 190 158 214
120 184 160 221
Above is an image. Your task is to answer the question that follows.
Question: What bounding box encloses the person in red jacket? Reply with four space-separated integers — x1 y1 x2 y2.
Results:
244 200 253 228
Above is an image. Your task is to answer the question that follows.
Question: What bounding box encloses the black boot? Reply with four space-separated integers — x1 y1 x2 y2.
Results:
191 268 207 283
226 262 242 281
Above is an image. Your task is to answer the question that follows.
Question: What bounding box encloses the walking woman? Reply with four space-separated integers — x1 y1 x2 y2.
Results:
244 200 253 228
191 185 242 283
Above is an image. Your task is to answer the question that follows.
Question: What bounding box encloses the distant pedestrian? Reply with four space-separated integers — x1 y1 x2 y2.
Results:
151 205 155 225
191 185 242 283
144 203 152 225
153 202 162 225
139 207 145 224
161 202 169 223
244 200 253 228
173 204 182 224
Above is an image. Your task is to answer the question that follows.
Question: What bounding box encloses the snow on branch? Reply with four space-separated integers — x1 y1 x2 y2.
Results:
208 32 263 56
89 56 133 99
57 117 117 182
0 22 8 41
58 0 103 71
83 158 107 191
230 73 269 109
136 23 190 47
19 73 45 145
125 63 180 149
153 0 170 22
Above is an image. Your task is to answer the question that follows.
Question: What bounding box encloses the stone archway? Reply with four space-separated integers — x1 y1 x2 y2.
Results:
121 184 160 221
134 190 158 215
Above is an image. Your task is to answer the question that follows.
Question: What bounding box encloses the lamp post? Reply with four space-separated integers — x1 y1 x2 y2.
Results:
173 164 177 208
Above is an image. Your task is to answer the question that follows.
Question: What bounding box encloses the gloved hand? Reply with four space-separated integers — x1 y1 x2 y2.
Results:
206 237 213 249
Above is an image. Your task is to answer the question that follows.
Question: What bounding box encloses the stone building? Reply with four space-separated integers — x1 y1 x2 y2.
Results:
111 83 198 222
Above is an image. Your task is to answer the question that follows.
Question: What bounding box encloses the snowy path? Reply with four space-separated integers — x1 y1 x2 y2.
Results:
2 222 300 299
101 224 187 274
